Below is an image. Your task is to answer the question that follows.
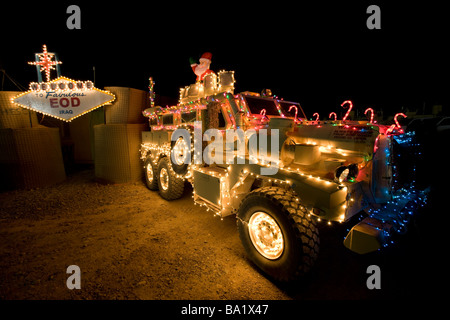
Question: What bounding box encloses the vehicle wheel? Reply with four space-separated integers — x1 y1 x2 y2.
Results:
170 126 193 175
144 156 158 191
157 157 185 200
237 186 319 281
170 135 190 175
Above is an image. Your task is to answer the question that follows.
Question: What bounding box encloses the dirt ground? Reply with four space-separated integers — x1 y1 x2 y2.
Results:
0 166 444 301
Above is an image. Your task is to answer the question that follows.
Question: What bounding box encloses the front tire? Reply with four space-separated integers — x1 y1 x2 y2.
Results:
157 157 185 201
237 186 319 281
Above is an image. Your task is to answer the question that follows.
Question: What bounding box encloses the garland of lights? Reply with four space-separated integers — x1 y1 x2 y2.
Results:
365 130 426 248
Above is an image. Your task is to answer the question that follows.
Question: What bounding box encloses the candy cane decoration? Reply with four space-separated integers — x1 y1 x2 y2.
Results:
288 105 298 122
364 108 374 124
312 112 319 122
386 113 407 134
329 112 337 121
260 109 267 119
386 124 396 135
394 113 407 133
341 100 353 121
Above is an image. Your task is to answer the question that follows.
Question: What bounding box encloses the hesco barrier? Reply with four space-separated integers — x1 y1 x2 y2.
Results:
103 87 149 124
0 126 66 190
94 123 147 184
0 91 39 129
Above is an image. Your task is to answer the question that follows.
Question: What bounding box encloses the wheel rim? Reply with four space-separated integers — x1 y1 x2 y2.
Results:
160 168 169 191
172 137 189 166
146 162 154 183
248 211 284 260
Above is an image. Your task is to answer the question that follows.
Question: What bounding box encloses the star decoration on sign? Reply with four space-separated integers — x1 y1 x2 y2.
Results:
28 44 62 82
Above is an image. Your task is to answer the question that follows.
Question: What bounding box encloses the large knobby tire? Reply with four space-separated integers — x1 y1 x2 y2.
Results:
170 136 190 175
237 186 319 282
170 125 193 176
144 156 158 191
157 157 185 201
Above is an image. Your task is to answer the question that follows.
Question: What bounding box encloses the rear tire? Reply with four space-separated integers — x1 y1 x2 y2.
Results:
237 186 319 281
157 157 185 201
144 156 158 191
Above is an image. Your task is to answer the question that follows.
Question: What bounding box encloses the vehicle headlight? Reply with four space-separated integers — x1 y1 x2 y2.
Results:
335 165 349 183
335 164 359 183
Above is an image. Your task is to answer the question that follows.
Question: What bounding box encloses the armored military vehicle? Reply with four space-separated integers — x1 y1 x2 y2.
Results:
140 71 427 281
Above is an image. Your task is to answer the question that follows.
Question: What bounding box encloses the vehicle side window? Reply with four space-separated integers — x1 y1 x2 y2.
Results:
162 114 173 125
150 117 158 126
181 112 196 123
245 96 279 116
218 110 226 128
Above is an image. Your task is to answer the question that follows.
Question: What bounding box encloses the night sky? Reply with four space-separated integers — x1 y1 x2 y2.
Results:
1 1 447 118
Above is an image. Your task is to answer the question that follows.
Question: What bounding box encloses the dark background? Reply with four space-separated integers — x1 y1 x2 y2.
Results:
0 1 447 118
0 1 448 305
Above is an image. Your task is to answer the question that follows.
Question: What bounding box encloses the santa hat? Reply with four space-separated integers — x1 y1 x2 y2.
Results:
199 52 212 63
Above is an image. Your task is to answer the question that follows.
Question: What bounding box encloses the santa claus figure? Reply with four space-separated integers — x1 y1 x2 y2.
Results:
189 52 215 82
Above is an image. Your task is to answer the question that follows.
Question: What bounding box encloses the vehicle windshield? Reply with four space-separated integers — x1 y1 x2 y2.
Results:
244 96 280 116
278 101 305 119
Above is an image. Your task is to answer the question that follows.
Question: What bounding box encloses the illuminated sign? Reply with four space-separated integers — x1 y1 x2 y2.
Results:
13 76 115 122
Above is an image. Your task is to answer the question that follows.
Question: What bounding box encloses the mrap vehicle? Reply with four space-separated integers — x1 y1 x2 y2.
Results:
140 71 427 281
